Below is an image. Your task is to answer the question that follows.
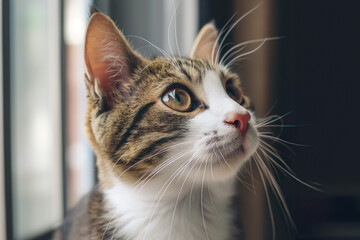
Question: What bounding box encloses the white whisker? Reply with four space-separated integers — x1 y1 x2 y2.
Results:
142 157 192 240
256 154 295 229
126 35 171 59
173 0 182 57
226 38 268 67
259 134 308 147
188 155 204 213
220 37 280 65
259 145 322 191
167 0 182 58
200 161 210 240
206 180 222 218
253 156 276 240
115 141 193 178
214 2 263 64
134 149 192 192
213 143 255 192
168 151 200 239
101 215 114 240
211 12 238 64
139 59 178 74
256 111 294 127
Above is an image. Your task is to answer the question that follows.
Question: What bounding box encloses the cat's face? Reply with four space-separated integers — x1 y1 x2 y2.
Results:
84 12 259 189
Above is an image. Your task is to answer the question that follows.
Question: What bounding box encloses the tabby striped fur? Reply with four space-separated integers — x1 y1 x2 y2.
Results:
57 9 265 240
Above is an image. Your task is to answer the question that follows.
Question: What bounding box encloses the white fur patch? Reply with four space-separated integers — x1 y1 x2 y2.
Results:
105 177 236 240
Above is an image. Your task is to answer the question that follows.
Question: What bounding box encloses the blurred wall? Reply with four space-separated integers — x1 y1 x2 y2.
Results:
94 0 198 57
275 1 360 238
232 1 276 240
64 0 95 210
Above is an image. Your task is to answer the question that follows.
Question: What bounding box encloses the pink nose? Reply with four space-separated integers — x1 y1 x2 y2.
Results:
224 112 251 136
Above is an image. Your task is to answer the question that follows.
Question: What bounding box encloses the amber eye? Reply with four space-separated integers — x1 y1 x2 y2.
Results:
226 82 244 104
162 88 193 112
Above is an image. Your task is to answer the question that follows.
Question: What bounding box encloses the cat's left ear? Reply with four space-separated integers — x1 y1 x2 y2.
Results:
190 23 219 63
84 12 147 107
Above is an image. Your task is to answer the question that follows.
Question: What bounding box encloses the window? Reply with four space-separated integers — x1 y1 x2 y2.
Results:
2 0 94 238
9 0 62 238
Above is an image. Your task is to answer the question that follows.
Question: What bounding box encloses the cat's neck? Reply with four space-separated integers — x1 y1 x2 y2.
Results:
103 178 237 240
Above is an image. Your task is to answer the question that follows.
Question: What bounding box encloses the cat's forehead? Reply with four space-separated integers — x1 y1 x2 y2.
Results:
142 57 239 87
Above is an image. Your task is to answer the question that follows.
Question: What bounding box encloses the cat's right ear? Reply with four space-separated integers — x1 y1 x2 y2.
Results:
84 12 147 107
190 23 219 63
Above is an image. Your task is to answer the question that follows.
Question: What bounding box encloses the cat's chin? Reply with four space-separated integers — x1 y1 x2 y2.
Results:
207 151 255 182
209 136 259 181
186 139 258 183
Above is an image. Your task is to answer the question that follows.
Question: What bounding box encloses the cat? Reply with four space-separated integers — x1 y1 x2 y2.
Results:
54 8 285 240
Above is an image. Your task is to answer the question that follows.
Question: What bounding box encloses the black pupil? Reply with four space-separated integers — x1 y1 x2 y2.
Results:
168 89 183 103
174 91 181 102
240 97 245 105
228 86 238 99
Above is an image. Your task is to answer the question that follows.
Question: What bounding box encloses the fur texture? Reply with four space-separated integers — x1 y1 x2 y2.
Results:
56 10 267 240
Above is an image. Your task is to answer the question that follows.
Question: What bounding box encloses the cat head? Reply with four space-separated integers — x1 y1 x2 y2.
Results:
84 11 259 189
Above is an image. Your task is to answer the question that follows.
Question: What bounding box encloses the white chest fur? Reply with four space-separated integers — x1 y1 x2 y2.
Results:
104 179 237 240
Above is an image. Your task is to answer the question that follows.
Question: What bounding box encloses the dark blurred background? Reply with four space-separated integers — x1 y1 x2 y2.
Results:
275 1 360 239
2 0 360 239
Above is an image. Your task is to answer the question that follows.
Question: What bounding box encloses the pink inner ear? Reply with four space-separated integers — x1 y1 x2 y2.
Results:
93 43 130 95
190 23 219 63
85 13 132 106
93 58 126 99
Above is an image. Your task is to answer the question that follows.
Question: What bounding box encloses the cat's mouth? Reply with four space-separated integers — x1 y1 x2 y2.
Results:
203 131 249 158
205 141 247 167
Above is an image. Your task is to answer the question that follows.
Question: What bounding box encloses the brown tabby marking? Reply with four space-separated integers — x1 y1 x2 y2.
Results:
85 52 253 186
